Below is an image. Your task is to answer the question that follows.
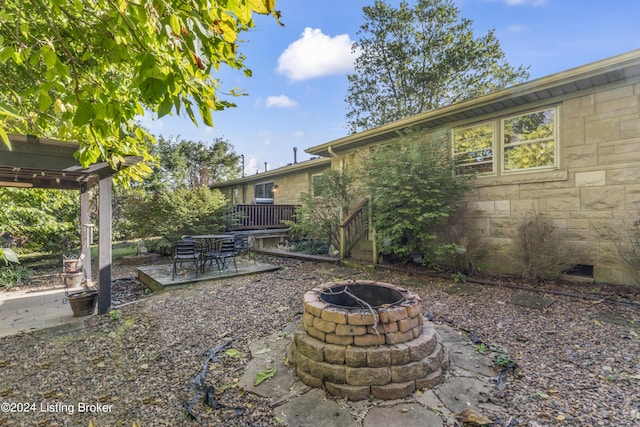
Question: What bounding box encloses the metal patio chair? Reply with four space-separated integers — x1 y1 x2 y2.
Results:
202 237 238 273
172 239 202 280
234 234 255 263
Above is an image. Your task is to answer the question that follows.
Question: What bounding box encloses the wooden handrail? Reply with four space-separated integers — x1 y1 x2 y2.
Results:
339 198 370 260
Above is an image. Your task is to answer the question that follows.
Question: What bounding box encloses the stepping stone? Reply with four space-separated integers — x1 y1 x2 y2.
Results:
445 283 481 296
508 293 554 309
596 311 637 327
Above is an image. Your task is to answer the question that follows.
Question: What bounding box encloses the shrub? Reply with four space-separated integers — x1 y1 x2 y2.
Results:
426 205 487 274
0 265 32 290
357 130 472 262
511 210 573 283
615 217 640 286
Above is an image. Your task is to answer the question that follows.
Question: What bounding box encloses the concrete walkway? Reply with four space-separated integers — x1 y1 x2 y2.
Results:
238 321 505 427
0 287 86 338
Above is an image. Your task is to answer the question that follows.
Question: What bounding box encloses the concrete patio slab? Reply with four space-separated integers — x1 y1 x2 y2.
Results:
0 287 86 338
136 258 281 292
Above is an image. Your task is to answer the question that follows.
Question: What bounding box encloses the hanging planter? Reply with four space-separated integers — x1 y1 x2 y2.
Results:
66 290 98 317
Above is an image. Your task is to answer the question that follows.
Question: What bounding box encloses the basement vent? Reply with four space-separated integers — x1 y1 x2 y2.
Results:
564 264 594 278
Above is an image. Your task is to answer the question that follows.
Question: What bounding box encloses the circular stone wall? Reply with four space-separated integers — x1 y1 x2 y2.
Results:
289 280 448 401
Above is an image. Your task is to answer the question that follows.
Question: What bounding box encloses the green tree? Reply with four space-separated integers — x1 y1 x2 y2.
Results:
117 186 229 243
145 136 240 191
346 0 529 132
0 188 79 252
357 130 472 262
283 169 355 251
0 0 280 178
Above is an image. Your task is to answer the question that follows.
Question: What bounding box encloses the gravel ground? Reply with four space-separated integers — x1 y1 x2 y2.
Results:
0 256 639 426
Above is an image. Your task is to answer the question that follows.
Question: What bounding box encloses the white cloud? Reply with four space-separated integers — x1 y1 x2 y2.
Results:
265 95 298 108
506 24 527 33
503 0 547 5
293 130 305 139
277 28 356 80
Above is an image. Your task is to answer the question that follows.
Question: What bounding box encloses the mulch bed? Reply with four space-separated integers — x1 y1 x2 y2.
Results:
0 257 638 426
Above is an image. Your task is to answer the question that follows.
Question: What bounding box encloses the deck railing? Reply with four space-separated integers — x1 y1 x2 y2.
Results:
229 204 298 230
339 198 370 260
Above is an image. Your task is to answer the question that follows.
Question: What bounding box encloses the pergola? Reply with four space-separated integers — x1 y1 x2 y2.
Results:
0 134 141 314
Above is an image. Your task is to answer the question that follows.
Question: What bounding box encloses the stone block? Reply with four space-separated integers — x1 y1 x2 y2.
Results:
295 333 324 362
325 382 371 401
303 312 316 329
366 346 391 368
390 343 410 366
478 184 520 201
546 197 580 211
398 315 420 332
371 381 416 400
423 343 444 373
347 310 377 326
415 369 444 390
378 306 408 323
596 95 638 114
321 307 348 324
325 333 354 346
495 200 511 215
345 346 367 367
308 360 345 384
562 117 586 146
324 343 346 365
384 330 413 345
296 367 323 388
354 333 387 347
306 325 326 342
401 299 422 318
575 170 606 187
581 186 624 209
313 316 337 334
408 327 437 361
376 321 398 334
304 300 327 317
345 366 391 386
563 94 594 118
391 361 427 383
585 117 619 144
608 167 640 185
335 323 367 336
474 200 494 215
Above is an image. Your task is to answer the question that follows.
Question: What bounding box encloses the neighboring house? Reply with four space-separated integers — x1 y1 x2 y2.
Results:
305 49 640 286
214 156 331 205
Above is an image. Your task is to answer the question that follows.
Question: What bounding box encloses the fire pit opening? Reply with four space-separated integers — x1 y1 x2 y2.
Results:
289 280 449 401
320 284 404 308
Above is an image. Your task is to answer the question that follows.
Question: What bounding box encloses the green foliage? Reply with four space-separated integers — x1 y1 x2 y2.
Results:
0 0 280 181
615 217 640 286
0 188 79 252
357 131 472 262
511 210 574 283
474 343 488 354
108 309 122 321
118 186 229 242
0 264 32 289
283 169 355 249
144 136 241 191
254 367 276 386
494 354 513 367
427 205 487 274
346 0 529 131
503 109 556 171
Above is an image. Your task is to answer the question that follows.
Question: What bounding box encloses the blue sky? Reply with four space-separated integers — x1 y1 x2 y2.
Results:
139 0 640 176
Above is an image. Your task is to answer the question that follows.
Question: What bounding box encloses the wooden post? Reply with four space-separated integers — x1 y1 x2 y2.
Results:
97 176 112 315
80 189 92 283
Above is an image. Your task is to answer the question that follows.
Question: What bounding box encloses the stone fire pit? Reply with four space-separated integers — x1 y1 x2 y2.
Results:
289 280 448 400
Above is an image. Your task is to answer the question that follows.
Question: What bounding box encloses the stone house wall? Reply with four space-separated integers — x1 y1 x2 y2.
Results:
328 78 640 285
